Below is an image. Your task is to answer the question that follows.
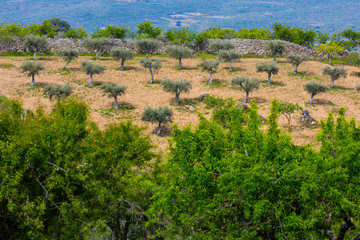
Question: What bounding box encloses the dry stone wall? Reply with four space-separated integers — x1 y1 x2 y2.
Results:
0 37 336 59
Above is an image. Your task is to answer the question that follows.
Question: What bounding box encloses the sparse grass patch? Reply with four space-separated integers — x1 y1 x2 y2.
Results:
0 62 16 69
70 79 83 85
196 53 217 59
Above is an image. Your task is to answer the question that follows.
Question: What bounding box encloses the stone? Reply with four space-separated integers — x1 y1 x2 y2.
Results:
189 106 195 111
300 110 317 126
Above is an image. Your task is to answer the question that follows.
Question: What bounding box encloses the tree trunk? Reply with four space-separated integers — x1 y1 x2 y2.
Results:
243 91 249 103
287 115 292 131
33 50 37 60
95 50 99 59
62 60 71 70
88 74 93 87
174 93 180 105
267 73 272 85
119 59 125 70
309 94 314 105
149 68 154 84
101 46 108 56
156 123 162 136
331 78 335 88
30 74 36 87
328 54 331 65
294 65 298 74
146 52 149 59
178 58 182 68
274 53 277 62
209 71 213 84
114 96 119 110
229 59 233 71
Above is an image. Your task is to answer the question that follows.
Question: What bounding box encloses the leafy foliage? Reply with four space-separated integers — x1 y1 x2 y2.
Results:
110 47 134 70
0 98 155 239
81 61 106 86
345 52 360 66
23 34 48 59
82 38 111 59
303 80 329 105
141 106 173 135
92 25 129 39
161 78 192 105
199 60 220 84
135 38 161 58
166 45 193 68
286 53 308 74
44 83 73 101
209 40 235 53
100 82 127 110
323 66 347 88
20 60 45 86
62 27 88 40
218 49 242 70
164 27 196 45
139 58 162 84
56 49 79 69
316 42 345 65
231 76 260 103
256 61 279 85
48 18 70 32
136 21 162 39
277 101 301 130
265 40 286 61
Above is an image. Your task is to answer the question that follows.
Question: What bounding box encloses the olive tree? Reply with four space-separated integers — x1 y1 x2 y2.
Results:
23 34 48 60
110 47 134 70
20 60 45 86
141 106 173 136
135 38 161 59
44 84 73 101
139 58 162 84
81 61 106 87
82 38 111 59
209 40 235 53
56 49 79 70
303 80 329 105
316 42 344 65
199 60 220 84
218 50 242 71
323 66 347 88
231 76 260 103
161 78 192 105
166 45 193 69
265 40 286 61
100 82 127 110
256 61 279 85
287 53 308 74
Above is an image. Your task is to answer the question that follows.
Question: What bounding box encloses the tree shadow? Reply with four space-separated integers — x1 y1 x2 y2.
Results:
249 96 267 104
334 85 354 91
261 80 285 87
175 66 198 71
351 71 360 78
313 99 335 106
152 125 172 137
114 66 139 71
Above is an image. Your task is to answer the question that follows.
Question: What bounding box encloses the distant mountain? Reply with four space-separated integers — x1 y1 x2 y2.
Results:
1 0 359 33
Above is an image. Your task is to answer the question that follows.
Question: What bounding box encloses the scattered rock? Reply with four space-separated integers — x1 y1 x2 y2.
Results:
16 90 23 95
300 110 317 127
189 106 195 111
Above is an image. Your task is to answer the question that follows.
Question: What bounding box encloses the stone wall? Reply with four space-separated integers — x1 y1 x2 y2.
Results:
0 37 334 59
